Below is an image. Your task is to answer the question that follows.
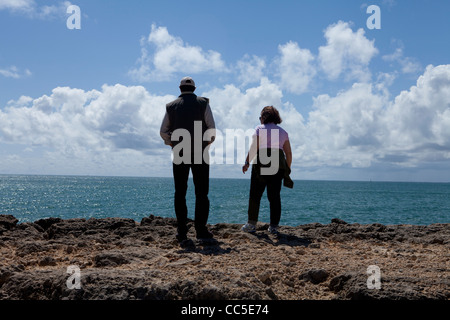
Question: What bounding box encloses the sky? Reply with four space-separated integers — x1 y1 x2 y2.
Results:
1 0 450 182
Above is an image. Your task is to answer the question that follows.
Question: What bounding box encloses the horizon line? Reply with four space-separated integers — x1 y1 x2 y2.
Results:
1 172 449 184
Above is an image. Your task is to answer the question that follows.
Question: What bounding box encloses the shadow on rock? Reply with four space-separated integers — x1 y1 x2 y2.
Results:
177 238 235 256
250 231 312 247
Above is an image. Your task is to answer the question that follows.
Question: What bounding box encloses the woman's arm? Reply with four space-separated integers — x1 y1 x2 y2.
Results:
243 135 259 173
283 139 292 168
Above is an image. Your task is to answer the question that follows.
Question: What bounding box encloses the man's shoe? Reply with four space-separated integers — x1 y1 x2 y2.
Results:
196 229 214 240
176 225 189 242
176 232 188 242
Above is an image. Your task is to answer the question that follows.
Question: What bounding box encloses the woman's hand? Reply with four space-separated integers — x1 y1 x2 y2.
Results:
242 162 250 174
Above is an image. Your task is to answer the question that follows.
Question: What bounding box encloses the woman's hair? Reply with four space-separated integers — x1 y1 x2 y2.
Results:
260 106 282 124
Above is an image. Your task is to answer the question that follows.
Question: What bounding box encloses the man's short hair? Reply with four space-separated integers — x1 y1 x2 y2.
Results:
180 85 196 93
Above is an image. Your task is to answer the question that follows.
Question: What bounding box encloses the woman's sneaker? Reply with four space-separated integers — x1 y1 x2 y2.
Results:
241 223 256 233
268 225 279 235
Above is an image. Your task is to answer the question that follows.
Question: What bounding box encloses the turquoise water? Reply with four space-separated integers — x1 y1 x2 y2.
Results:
0 175 449 226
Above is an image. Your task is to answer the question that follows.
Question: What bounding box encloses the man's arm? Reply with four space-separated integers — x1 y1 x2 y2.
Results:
204 104 215 130
160 111 173 146
204 104 216 144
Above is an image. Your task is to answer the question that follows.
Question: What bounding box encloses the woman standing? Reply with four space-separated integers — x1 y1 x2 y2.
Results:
241 106 293 235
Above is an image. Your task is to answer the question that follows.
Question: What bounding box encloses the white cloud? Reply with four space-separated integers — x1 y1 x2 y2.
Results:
318 21 378 82
129 24 227 82
276 41 316 94
383 64 450 158
236 54 266 86
0 84 179 176
3 20 450 180
129 22 378 90
6 95 33 107
0 79 302 175
383 46 422 74
2 65 450 178
301 64 450 169
40 1 72 19
203 77 307 167
304 82 387 168
0 0 72 19
0 66 31 79
204 77 284 131
0 85 175 157
0 0 34 12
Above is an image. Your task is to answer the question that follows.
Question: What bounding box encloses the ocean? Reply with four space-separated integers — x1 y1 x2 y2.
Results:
0 175 449 226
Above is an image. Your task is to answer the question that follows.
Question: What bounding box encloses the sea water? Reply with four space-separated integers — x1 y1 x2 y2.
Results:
0 175 449 226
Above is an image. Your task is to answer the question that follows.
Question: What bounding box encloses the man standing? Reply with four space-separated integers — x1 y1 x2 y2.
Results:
160 77 216 241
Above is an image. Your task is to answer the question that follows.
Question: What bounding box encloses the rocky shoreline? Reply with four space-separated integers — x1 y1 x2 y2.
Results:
0 214 448 300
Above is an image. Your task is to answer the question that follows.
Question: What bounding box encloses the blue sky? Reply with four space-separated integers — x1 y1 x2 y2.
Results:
1 0 450 182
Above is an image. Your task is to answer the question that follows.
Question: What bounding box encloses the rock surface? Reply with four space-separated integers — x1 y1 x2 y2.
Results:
0 214 448 300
